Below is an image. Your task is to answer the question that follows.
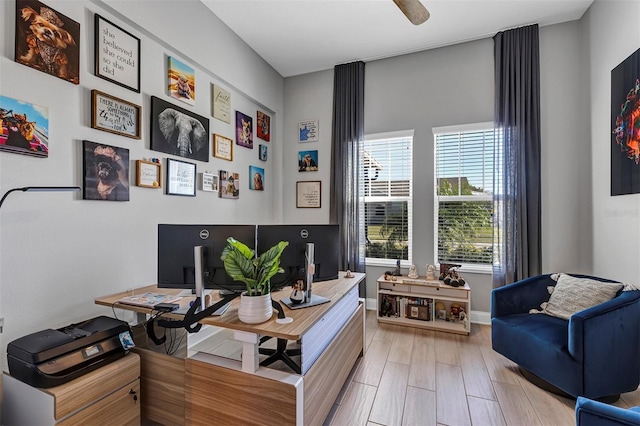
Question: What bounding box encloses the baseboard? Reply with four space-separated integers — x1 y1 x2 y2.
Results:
365 298 491 325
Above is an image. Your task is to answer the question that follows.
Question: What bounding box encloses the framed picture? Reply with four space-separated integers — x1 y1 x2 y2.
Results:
257 111 270 141
91 90 141 139
259 144 268 161
150 96 209 162
200 172 218 192
213 133 233 161
611 47 640 195
136 160 161 188
212 84 231 123
95 14 140 92
299 119 318 142
298 150 318 172
249 165 264 191
0 94 49 158
166 158 196 196
219 170 239 199
168 56 195 105
15 0 80 84
82 140 130 201
296 180 321 208
236 111 253 149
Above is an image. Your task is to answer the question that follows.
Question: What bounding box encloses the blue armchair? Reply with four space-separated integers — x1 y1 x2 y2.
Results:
576 396 640 425
491 274 640 401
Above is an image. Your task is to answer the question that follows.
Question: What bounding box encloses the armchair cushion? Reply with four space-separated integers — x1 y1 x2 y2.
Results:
576 396 640 426
543 273 623 320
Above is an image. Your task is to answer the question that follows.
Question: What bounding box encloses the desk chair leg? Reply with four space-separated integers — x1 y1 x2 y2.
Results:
259 338 301 374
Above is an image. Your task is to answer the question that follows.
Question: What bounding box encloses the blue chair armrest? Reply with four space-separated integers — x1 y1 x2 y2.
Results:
576 396 640 426
491 274 554 318
569 290 640 362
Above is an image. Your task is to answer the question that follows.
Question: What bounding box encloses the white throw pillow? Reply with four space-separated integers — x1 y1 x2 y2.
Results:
543 273 623 320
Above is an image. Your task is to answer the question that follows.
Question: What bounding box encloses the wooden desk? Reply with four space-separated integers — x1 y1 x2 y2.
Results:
95 272 366 426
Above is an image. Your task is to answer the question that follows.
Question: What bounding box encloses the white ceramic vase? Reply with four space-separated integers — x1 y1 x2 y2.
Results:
238 292 273 324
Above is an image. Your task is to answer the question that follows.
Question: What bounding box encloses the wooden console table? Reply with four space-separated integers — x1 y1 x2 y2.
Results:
95 272 365 426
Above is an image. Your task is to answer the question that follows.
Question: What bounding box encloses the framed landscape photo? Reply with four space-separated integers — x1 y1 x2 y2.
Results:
95 14 140 92
15 0 80 84
91 90 141 139
296 180 321 208
136 159 161 188
166 158 196 196
213 133 233 161
150 96 209 162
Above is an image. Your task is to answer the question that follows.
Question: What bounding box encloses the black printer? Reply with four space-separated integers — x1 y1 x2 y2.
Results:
7 316 133 388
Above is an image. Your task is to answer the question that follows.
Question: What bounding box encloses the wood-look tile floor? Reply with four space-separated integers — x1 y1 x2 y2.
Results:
323 310 640 426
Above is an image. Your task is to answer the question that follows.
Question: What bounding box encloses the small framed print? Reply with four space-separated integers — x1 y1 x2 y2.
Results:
201 172 218 192
94 14 140 92
136 160 161 188
259 144 268 161
91 90 141 139
166 158 196 196
299 119 318 142
296 180 321 208
213 134 233 161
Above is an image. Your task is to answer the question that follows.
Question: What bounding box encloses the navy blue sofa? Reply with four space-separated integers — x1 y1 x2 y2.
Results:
576 396 640 425
491 274 640 400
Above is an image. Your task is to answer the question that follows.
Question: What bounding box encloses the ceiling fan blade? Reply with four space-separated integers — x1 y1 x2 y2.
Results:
393 0 430 25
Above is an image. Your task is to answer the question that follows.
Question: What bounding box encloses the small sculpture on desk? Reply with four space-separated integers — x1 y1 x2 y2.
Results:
344 270 354 278
289 280 306 304
408 264 418 279
426 264 436 280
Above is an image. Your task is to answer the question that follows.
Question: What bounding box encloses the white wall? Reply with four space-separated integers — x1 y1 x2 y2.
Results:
283 22 592 313
584 0 640 284
0 0 284 370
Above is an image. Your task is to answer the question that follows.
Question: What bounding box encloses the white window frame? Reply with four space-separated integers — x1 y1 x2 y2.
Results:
433 122 495 274
362 130 414 268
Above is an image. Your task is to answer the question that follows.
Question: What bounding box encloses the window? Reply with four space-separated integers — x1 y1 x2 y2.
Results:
434 123 496 269
361 131 413 265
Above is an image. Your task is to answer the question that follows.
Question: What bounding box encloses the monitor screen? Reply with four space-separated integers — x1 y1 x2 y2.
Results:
157 224 256 292
257 224 340 290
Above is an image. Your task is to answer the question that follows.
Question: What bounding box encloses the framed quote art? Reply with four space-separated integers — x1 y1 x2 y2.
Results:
166 158 196 196
213 134 233 161
91 90 141 139
95 14 140 92
296 180 321 208
136 160 161 188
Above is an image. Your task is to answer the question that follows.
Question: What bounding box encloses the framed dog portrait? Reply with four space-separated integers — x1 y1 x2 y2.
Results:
0 94 49 158
298 150 319 172
235 111 253 149
168 56 195 105
259 144 268 161
219 170 239 199
91 90 141 139
15 0 80 84
82 140 130 201
95 14 140 92
249 165 264 191
166 158 196 196
150 96 209 162
257 111 270 141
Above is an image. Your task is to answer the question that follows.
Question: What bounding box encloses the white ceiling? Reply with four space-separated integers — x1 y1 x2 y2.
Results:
201 0 594 78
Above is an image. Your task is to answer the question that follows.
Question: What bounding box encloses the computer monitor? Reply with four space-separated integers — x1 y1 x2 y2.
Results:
157 224 256 293
257 224 340 290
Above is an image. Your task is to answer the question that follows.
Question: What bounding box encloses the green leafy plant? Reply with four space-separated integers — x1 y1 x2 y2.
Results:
221 237 289 296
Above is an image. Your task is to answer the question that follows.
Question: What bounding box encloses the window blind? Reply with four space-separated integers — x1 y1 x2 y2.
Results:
362 134 413 263
434 125 495 265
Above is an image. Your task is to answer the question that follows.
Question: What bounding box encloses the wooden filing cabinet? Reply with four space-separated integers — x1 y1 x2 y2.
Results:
2 352 140 425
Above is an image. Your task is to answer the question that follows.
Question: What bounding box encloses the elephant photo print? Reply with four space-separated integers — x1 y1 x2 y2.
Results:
150 96 209 162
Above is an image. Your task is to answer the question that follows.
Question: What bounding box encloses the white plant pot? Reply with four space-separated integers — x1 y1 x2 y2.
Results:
238 292 273 324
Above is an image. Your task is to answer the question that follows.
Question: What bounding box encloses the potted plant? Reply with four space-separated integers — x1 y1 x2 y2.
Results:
221 237 288 323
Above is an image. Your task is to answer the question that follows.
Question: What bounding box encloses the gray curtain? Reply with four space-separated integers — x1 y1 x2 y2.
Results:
492 24 542 287
330 61 366 283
